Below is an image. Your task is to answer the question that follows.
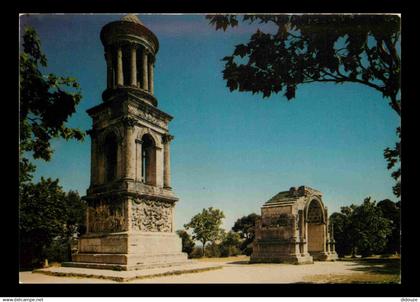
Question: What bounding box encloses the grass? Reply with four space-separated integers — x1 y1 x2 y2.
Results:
304 257 401 284
195 255 250 263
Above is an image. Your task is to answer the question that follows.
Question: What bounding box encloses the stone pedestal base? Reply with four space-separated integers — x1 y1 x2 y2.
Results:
250 254 314 265
311 251 339 261
251 240 314 265
66 231 188 271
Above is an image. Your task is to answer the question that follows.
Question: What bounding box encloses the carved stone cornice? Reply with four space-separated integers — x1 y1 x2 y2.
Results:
102 86 158 107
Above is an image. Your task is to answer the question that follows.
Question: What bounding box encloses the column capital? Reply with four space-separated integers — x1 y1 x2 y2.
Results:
135 139 143 144
162 134 174 144
121 116 137 128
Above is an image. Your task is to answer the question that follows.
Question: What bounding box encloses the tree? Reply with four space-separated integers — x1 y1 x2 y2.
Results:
184 207 225 257
176 229 195 256
232 213 260 254
351 197 392 257
207 14 401 198
220 231 242 257
377 199 400 254
330 209 355 257
19 178 86 269
384 128 401 200
331 198 394 258
19 26 84 184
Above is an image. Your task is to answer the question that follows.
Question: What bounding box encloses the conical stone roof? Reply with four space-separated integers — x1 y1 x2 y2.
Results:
121 14 144 25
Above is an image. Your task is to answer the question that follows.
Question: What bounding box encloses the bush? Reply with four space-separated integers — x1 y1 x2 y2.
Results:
189 247 204 258
205 243 221 258
176 229 195 256
242 243 253 256
220 245 241 257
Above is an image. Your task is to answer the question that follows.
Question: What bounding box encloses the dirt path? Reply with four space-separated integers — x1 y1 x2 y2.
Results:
20 257 374 284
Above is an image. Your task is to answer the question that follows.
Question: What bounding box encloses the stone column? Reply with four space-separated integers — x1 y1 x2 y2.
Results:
148 58 154 94
163 134 174 189
330 222 336 253
130 46 137 87
135 139 143 181
303 222 309 255
122 117 136 180
105 51 113 89
92 140 97 185
142 49 149 91
326 224 331 253
117 47 124 86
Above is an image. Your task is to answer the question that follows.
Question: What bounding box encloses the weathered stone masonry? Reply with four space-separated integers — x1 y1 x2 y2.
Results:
66 14 187 271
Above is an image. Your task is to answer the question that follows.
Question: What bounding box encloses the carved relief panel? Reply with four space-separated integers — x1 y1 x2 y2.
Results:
88 200 127 233
131 199 173 232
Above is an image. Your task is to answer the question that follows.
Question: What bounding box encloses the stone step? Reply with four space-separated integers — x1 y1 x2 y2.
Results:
34 261 223 282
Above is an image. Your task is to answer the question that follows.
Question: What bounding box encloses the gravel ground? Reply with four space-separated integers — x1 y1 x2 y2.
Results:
19 257 370 284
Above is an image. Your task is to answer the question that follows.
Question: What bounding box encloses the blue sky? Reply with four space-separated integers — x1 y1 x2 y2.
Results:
20 14 400 231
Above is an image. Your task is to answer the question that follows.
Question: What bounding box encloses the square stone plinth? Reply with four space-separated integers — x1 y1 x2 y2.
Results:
34 261 223 282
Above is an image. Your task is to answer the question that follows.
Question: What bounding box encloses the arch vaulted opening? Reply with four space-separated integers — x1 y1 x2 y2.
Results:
306 199 326 255
104 132 118 182
141 134 156 185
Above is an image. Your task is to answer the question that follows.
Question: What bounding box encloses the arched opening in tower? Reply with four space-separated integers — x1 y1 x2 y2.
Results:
104 132 118 182
141 134 156 185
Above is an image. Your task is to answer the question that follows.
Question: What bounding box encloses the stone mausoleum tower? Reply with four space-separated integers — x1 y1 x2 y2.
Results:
68 14 187 270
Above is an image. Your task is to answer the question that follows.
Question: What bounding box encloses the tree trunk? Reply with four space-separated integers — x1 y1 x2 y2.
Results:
202 240 206 257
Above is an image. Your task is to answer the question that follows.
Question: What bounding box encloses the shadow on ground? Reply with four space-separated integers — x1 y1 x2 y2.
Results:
345 258 401 276
226 260 250 265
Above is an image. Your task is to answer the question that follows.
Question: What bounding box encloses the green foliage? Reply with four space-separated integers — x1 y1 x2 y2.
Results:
351 198 392 257
232 213 260 253
19 26 85 183
330 209 356 257
219 231 242 257
377 199 400 254
176 229 196 256
330 197 393 258
189 247 204 259
384 127 401 199
19 178 86 269
207 15 401 199
205 242 222 258
207 15 400 115
184 207 225 257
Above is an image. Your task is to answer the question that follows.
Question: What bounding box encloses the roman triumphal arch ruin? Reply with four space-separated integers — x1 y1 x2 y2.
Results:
251 186 338 264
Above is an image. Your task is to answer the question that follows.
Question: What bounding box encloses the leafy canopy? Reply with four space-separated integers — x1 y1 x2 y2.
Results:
176 229 196 255
184 207 225 253
330 197 393 257
19 178 87 268
19 26 85 183
207 14 400 116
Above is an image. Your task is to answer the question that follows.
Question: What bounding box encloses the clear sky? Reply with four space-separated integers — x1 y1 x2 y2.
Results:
20 14 400 231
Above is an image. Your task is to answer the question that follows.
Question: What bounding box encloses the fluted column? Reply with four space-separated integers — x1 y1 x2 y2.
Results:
105 51 113 89
122 117 136 180
142 49 149 91
163 134 173 189
135 139 143 181
130 46 137 87
117 47 124 86
148 59 154 94
88 130 97 186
